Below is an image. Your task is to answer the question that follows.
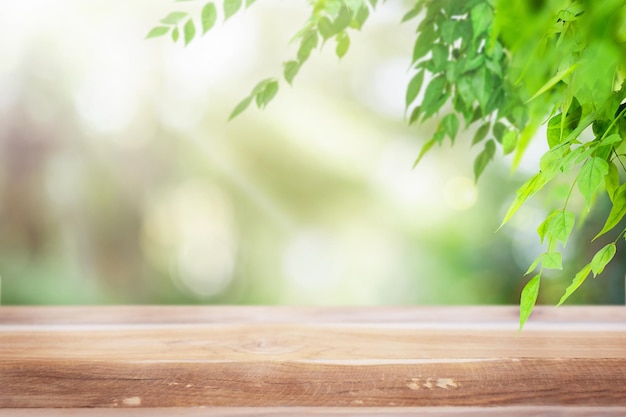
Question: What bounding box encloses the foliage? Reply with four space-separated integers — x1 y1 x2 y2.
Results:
149 0 626 328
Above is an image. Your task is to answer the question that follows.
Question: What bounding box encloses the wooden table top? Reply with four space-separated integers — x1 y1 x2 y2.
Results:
0 306 624 415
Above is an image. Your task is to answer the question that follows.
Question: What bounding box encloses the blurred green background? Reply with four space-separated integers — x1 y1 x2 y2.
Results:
0 1 623 305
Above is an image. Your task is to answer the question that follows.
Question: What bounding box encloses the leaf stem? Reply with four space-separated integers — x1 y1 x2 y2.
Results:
612 150 626 173
563 180 577 211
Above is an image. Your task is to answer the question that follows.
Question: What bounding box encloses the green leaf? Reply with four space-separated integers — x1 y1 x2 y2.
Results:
430 44 449 73
183 18 196 46
492 122 505 143
251 79 272 95
519 274 540 331
485 86 505 115
452 93 473 124
593 119 610 137
500 172 549 228
413 138 436 168
345 0 364 10
472 123 490 146
470 2 492 40
228 96 252 120
160 11 188 25
335 32 350 58
471 67 493 112
605 162 620 202
542 252 563 270
546 113 567 148
255 80 279 109
447 0 479 15
289 21 315 44
595 183 626 239
401 5 422 22
453 18 473 44
201 3 217 33
502 130 518 155
537 209 572 246
557 264 592 306
352 5 370 30
526 64 577 103
171 26 180 42
596 145 615 162
547 210 575 246
405 70 424 109
445 61 462 84
243 78 274 109
590 243 616 277
412 27 437 64
560 146 593 172
456 75 474 106
525 254 543 275
485 57 502 76
576 157 609 206
245 0 256 7
297 30 318 62
318 16 335 39
473 139 495 182
600 133 622 147
332 5 353 33
440 20 457 44
537 215 550 244
224 0 242 20
146 26 170 39
546 101 582 148
409 106 421 125
441 113 459 141
540 147 566 177
420 75 447 119
433 129 446 144
283 61 300 85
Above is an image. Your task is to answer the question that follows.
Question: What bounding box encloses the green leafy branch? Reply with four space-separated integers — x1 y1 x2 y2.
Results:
404 0 526 181
147 0 257 46
394 0 626 329
149 0 626 329
227 0 378 119
149 0 380 119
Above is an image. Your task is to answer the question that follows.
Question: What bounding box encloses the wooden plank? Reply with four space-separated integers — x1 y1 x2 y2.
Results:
2 407 626 417
1 305 625 325
0 306 624 408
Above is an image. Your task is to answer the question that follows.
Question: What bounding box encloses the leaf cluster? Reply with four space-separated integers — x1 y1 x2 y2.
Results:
404 0 526 181
492 0 626 329
147 0 257 46
149 0 380 118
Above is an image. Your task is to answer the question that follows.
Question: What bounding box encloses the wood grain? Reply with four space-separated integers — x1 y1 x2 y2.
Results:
2 407 626 417
1 305 624 325
0 306 624 408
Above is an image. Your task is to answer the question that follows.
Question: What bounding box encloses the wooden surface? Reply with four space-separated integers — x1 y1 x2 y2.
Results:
2 407 626 417
0 306 625 411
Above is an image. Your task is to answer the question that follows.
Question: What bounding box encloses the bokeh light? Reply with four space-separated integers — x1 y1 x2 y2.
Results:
0 0 622 305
